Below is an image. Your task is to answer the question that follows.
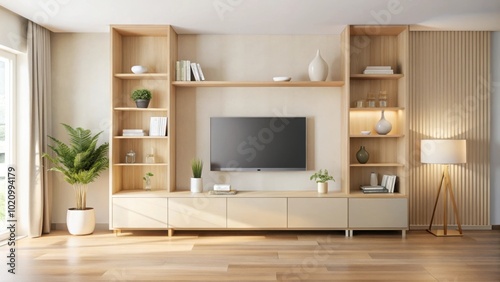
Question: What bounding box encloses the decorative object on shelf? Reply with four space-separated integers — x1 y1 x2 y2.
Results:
370 172 378 186
310 169 335 194
367 92 377 107
308 49 328 81
273 76 292 82
131 88 152 108
43 123 109 235
378 90 388 107
356 100 364 108
131 65 148 74
143 172 154 191
125 150 136 163
421 139 467 237
145 148 155 163
190 158 203 193
360 130 371 135
355 146 369 164
375 110 392 135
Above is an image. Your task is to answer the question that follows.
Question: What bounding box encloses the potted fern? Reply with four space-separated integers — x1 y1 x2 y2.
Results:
43 124 109 235
310 169 335 194
190 158 203 193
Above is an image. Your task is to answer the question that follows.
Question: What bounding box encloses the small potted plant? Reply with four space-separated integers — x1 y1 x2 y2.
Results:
310 169 335 194
190 158 203 193
131 88 152 108
143 172 154 191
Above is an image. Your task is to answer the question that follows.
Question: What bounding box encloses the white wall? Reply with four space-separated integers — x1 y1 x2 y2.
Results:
492 32 500 226
176 35 343 192
50 33 110 227
0 6 27 53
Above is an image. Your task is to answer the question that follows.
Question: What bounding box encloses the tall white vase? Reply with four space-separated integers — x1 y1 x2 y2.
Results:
375 110 392 135
308 49 328 81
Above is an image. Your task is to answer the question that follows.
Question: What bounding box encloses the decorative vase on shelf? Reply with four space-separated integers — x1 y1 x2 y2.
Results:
375 110 392 135
317 182 328 194
191 178 203 193
308 49 328 81
356 146 369 164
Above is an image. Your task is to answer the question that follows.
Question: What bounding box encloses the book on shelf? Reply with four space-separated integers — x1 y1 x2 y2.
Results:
360 185 388 194
122 129 145 136
149 117 168 136
360 174 397 193
176 60 206 81
363 66 394 74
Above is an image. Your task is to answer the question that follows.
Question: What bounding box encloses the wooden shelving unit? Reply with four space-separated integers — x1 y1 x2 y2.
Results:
172 80 344 87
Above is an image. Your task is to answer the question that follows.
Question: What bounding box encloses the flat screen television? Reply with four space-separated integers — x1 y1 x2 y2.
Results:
210 117 307 171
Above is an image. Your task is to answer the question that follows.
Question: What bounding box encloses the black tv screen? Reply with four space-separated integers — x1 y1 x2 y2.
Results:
210 117 307 171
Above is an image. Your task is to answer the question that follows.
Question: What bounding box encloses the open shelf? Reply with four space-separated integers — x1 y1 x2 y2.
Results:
350 107 404 111
350 74 404 80
172 80 344 87
114 163 169 167
114 107 168 112
350 134 404 138
350 163 404 167
114 136 168 139
115 73 169 80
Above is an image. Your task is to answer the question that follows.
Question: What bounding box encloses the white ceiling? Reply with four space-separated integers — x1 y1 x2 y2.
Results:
1 0 500 34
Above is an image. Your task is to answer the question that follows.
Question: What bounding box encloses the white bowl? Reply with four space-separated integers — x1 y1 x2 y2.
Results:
273 76 291 82
361 130 371 135
131 65 148 74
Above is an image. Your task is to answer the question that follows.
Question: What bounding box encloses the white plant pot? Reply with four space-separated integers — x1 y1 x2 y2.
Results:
317 182 328 194
191 178 203 193
66 208 95 235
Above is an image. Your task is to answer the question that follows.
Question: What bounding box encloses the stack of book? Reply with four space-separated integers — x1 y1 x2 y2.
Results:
122 129 145 136
176 60 206 81
363 66 394 74
149 117 168 136
360 175 397 194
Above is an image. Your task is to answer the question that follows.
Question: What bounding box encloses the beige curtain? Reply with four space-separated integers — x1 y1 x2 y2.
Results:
27 21 52 237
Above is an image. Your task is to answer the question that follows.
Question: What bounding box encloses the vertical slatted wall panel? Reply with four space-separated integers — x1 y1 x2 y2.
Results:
409 31 490 229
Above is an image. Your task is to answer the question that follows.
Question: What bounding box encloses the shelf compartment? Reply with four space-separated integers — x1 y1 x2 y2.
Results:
349 107 404 112
114 136 168 139
114 107 168 112
114 163 169 166
114 73 169 80
350 74 403 80
172 81 344 87
350 163 404 167
350 134 404 138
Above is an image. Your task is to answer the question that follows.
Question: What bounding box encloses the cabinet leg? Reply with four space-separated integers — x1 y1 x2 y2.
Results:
350 230 354 237
345 230 349 237
168 228 174 237
114 229 121 236
402 230 406 238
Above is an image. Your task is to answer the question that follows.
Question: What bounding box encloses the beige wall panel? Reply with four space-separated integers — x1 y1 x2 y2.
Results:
409 31 490 228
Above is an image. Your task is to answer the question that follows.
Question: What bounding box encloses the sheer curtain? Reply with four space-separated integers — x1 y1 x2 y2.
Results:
27 21 51 237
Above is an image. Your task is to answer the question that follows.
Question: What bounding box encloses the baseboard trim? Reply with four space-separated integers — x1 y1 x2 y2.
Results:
410 225 492 230
51 223 109 232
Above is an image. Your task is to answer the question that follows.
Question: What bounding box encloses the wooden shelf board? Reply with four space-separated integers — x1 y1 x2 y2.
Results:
350 107 404 112
348 190 407 198
114 107 168 112
350 134 404 138
114 136 168 139
114 163 168 167
172 81 344 87
114 73 168 80
350 163 404 167
350 25 407 36
350 74 404 80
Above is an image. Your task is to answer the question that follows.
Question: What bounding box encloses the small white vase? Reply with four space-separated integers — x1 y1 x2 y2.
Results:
375 110 392 135
308 49 328 81
190 178 203 193
67 208 95 235
317 182 328 194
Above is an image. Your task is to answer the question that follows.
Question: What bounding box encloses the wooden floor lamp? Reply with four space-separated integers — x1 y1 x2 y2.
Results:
421 139 467 237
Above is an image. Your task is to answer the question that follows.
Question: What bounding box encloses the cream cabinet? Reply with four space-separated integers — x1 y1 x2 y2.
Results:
227 198 287 228
168 197 226 228
288 198 348 228
348 198 408 229
112 197 168 229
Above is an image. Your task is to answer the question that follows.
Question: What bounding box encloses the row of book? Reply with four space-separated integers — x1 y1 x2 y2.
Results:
363 66 394 75
176 60 206 81
122 117 168 137
360 174 397 194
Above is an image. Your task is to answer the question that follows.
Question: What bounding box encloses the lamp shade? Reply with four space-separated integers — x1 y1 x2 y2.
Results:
421 139 467 164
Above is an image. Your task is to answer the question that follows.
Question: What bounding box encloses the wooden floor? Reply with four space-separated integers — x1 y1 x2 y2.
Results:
1 229 499 281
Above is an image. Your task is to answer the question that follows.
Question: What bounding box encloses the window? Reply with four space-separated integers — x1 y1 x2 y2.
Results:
0 49 15 240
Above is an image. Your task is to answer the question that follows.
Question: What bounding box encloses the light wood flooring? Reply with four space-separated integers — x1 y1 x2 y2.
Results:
1 229 499 281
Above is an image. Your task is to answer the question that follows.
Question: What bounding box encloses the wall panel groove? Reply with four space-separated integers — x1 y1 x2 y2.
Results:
409 31 490 228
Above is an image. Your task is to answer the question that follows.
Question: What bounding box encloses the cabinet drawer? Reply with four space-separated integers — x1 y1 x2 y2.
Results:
288 198 348 228
169 197 226 228
112 197 168 229
227 198 287 228
348 198 408 228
